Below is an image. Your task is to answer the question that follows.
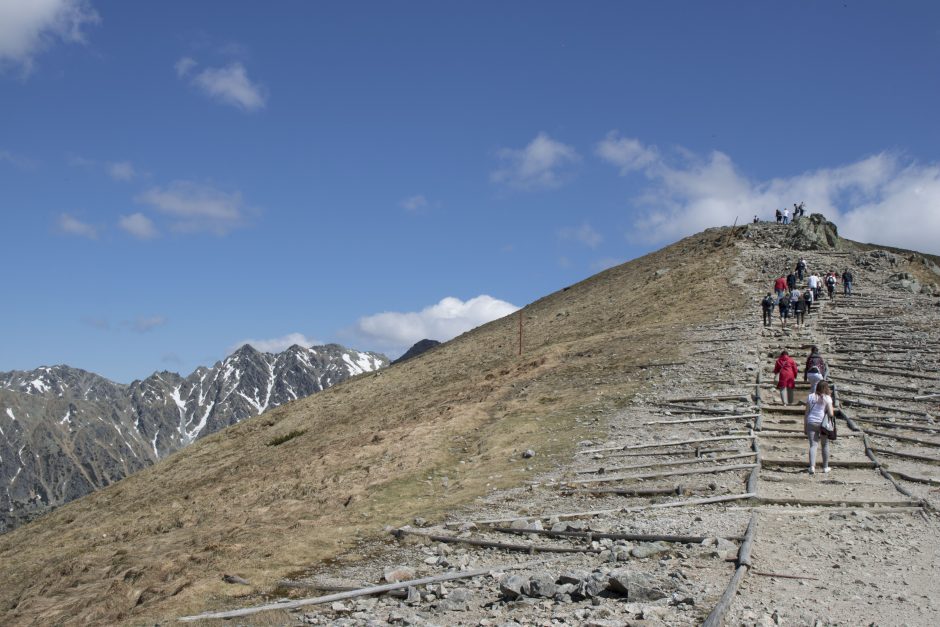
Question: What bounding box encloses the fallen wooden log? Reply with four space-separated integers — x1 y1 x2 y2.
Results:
578 434 755 455
886 471 940 487
852 417 940 434
644 413 759 426
567 463 757 486
178 560 544 621
865 429 940 448
861 435 916 499
870 448 940 465
665 394 751 403
489 526 739 544
563 486 683 497
840 398 929 417
760 459 876 469
839 364 939 381
702 513 757 627
575 452 755 475
391 528 598 554
751 570 818 581
757 497 920 507
659 403 755 415
470 492 758 526
829 375 918 393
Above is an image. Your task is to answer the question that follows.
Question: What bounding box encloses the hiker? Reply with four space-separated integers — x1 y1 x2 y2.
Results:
783 207 790 224
786 271 797 292
778 291 791 327
775 208 782 223
810 273 822 300
842 268 853 296
774 275 788 299
753 214 759 224
796 257 807 281
774 350 799 405
803 287 814 315
826 272 836 299
804 346 828 393
792 291 805 326
805 381 834 475
761 293 775 327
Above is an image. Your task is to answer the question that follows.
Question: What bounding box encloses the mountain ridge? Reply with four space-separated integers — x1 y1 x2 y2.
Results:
0 342 388 532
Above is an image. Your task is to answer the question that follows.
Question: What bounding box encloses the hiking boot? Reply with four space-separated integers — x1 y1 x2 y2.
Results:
823 466 831 473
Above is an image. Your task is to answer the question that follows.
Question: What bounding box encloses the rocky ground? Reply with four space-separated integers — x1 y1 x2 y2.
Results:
184 221 940 627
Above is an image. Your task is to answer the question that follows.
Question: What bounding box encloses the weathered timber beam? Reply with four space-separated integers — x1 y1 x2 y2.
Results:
852 417 940 434
760 459 876 469
178 560 544 622
562 486 682 497
567 463 757 486
489 526 739 544
756 496 920 507
871 448 940 465
391 528 597 554
702 513 757 627
886 471 940 486
469 492 758 526
578 434 755 455
665 394 751 403
643 413 759 426
865 429 940 448
575 452 755 475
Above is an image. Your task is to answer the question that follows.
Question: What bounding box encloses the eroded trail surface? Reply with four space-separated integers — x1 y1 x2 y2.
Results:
181 228 940 627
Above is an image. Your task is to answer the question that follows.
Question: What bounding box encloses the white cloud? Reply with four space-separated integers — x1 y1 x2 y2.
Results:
57 212 97 238
596 131 659 174
174 56 196 78
231 332 322 355
598 133 940 254
0 0 99 73
135 181 248 235
106 161 135 181
0 148 37 169
491 132 580 190
118 212 158 239
400 194 428 213
559 223 602 248
131 315 167 333
355 295 519 350
184 61 266 112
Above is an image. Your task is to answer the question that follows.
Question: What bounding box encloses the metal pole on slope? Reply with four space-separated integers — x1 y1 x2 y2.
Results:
518 310 523 356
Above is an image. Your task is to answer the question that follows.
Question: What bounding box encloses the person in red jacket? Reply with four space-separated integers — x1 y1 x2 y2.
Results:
773 276 788 299
773 350 799 405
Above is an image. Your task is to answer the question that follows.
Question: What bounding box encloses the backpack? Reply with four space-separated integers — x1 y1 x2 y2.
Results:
807 354 826 374
826 276 835 287
762 296 773 310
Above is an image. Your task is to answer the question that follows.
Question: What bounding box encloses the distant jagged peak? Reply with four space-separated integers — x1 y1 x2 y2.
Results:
392 339 442 365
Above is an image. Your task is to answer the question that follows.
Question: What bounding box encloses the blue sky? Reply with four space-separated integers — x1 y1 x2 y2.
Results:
1 1 938 383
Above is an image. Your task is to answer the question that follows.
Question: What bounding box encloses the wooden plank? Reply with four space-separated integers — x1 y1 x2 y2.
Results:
644 413 759 426
665 394 751 403
575 452 755 475
470 492 758 526
391 528 597 554
886 471 940 487
865 429 940 448
757 497 920 507
577 434 755 455
760 459 876 469
567 463 757 486
178 560 543 621
490 526 738 544
702 513 758 627
871 448 940 465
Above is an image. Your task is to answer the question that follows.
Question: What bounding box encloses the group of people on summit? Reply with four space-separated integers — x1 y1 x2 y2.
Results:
761 257 854 328
751 202 807 225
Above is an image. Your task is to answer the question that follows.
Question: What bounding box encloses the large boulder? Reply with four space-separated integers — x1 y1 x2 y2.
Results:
787 213 841 250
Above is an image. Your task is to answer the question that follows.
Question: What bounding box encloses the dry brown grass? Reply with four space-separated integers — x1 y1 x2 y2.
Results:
0 227 742 626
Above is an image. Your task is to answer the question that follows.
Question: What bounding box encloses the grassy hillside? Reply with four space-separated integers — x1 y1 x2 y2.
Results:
0 227 743 625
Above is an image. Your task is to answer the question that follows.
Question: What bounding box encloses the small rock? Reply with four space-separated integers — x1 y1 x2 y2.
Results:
383 566 415 583
413 517 428 527
527 573 557 598
500 575 527 600
522 449 535 459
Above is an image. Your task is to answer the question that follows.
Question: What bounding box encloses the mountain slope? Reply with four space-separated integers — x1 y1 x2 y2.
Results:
0 343 386 532
0 223 878 625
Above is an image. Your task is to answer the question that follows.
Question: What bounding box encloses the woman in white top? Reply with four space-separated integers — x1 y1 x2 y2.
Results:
804 381 834 475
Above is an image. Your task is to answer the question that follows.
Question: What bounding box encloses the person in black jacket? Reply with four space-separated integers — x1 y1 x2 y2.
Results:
761 293 774 327
842 269 854 296
787 272 797 292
